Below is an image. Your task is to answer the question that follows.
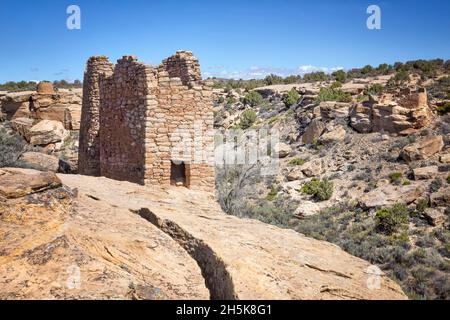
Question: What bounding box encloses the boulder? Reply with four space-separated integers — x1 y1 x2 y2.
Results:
319 102 351 120
301 119 325 144
10 117 34 141
287 168 304 181
423 208 447 227
400 136 444 162
349 101 374 133
28 120 68 146
274 142 292 158
319 125 346 144
0 168 62 199
19 152 60 172
413 166 439 180
360 183 426 208
440 154 450 164
294 201 322 217
301 160 323 177
430 186 450 207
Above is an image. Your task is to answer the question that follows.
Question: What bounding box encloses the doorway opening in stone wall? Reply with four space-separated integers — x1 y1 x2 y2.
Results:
170 160 190 188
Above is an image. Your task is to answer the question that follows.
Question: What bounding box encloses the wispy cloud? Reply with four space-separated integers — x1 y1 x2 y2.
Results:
203 65 344 80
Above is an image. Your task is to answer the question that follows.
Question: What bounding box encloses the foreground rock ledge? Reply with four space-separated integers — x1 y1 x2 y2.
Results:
54 174 407 300
0 169 406 300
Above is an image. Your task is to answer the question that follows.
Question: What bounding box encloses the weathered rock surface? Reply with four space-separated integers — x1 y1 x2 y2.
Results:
19 152 61 172
319 102 350 121
400 136 444 162
319 125 346 144
0 168 62 199
274 142 292 158
301 119 325 144
423 208 447 227
50 174 406 300
28 120 68 146
359 183 426 208
0 89 82 130
413 166 440 180
0 169 209 300
10 117 34 140
350 89 433 135
439 153 450 164
430 186 450 207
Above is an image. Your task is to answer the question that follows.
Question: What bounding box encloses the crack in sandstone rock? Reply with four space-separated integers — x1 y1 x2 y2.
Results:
136 208 238 300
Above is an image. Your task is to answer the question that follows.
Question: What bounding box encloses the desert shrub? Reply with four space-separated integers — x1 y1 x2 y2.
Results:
388 70 410 86
293 203 450 300
429 178 443 193
365 84 384 96
289 158 306 166
0 124 29 167
216 96 225 104
389 172 403 185
416 198 429 214
361 65 374 75
447 175 450 184
375 204 409 235
283 88 300 108
330 81 342 90
303 71 329 82
436 102 450 115
332 70 347 83
266 185 279 201
239 109 257 129
243 91 263 107
301 178 334 201
316 87 352 103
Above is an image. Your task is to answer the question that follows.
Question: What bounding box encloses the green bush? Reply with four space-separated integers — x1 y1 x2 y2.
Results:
365 84 384 96
217 96 225 104
447 175 450 184
266 185 279 201
316 87 352 103
301 178 334 201
243 91 263 107
330 81 343 90
416 198 429 213
0 124 29 167
289 158 307 166
361 65 374 75
388 71 410 86
436 102 450 115
303 72 329 82
283 88 300 108
375 204 409 234
332 70 347 83
239 109 257 130
389 172 403 185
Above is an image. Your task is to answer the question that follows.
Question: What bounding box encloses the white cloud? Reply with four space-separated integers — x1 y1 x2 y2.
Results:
203 65 344 80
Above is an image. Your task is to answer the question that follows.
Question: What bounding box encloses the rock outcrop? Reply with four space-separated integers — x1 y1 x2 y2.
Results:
28 120 68 146
350 89 433 135
400 135 444 162
0 171 407 300
0 169 209 300
0 89 82 130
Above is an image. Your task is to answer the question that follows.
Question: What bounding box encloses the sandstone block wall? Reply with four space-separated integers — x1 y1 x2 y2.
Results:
78 57 114 176
79 51 215 191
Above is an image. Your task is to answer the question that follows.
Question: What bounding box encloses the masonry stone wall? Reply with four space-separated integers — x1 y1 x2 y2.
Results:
79 51 215 192
78 56 114 176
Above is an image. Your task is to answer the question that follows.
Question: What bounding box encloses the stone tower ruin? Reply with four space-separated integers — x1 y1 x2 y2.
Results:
78 51 215 191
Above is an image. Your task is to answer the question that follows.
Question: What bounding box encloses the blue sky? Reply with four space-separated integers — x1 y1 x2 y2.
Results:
0 0 449 82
